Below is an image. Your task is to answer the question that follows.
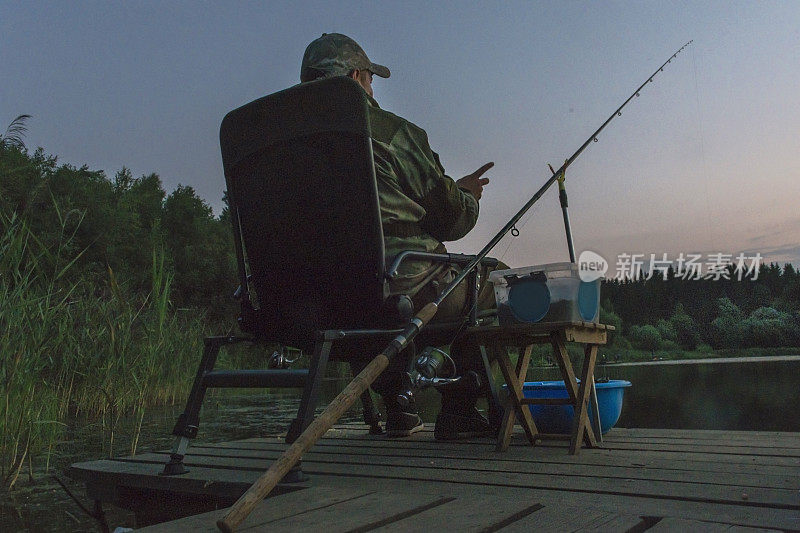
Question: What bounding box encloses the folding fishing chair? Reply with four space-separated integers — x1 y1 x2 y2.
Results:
162 77 500 477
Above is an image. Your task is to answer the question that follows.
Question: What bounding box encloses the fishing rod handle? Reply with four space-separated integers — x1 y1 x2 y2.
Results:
217 353 390 532
216 302 438 532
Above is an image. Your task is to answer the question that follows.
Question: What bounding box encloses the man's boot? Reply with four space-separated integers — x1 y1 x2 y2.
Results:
434 372 492 441
384 390 424 438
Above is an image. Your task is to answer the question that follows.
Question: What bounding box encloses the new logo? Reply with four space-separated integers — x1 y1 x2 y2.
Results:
578 250 608 282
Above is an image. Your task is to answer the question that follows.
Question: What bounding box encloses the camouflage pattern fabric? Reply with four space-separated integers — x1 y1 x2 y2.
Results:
301 33 390 82
366 94 480 297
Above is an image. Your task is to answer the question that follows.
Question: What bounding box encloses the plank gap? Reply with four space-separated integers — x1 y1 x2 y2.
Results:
344 496 456 533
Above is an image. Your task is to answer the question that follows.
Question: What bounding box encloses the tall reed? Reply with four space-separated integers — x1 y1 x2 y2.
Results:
0 208 206 488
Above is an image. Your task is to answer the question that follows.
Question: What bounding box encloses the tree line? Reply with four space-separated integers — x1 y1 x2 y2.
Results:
601 264 800 352
0 138 238 320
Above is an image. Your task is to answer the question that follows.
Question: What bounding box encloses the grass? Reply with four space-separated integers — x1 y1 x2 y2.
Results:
0 209 210 489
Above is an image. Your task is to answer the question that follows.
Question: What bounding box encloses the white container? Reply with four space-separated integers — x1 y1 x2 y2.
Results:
488 262 600 325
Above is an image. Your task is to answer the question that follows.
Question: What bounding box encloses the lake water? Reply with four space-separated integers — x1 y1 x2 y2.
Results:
529 355 800 431
2 355 798 531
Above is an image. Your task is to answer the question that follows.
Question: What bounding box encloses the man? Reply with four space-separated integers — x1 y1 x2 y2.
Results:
301 33 499 439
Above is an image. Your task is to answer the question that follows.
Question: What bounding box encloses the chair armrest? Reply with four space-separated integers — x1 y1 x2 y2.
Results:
386 251 499 280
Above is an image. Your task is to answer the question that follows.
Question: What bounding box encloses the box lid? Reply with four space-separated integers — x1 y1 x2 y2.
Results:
488 262 577 285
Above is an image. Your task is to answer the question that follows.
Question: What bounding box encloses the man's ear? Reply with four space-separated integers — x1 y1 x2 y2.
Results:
348 69 360 80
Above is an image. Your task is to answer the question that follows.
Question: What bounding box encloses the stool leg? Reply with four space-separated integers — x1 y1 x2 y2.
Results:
494 344 537 451
570 344 599 454
549 333 580 407
496 356 517 451
549 333 597 454
589 376 603 443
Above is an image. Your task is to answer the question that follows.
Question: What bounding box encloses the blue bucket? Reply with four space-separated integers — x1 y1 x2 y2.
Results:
521 380 631 434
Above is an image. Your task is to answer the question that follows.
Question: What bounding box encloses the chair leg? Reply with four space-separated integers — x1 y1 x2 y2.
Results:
286 341 332 444
162 338 222 475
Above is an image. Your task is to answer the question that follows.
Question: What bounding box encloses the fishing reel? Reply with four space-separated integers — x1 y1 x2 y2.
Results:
396 347 481 408
267 347 301 369
408 347 457 388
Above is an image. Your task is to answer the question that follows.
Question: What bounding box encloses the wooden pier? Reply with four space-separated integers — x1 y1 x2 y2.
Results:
67 425 800 531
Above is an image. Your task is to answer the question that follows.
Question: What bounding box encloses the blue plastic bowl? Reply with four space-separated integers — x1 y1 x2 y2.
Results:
521 380 631 434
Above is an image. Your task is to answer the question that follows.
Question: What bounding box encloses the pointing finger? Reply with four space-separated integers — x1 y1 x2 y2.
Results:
475 161 494 176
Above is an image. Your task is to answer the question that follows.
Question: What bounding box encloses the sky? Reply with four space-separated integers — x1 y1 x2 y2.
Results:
2 1 799 271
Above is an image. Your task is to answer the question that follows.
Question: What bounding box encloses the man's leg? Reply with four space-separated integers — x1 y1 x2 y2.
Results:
432 264 506 440
365 346 424 437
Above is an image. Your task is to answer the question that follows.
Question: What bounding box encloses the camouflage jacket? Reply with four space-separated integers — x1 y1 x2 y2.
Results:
367 94 479 296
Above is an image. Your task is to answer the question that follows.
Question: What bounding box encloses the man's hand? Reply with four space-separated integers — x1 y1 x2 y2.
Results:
456 162 494 200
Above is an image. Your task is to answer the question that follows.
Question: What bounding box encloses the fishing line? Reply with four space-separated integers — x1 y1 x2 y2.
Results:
498 199 544 264
442 197 543 350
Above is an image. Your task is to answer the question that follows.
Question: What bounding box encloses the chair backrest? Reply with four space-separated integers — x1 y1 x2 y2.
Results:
220 77 388 349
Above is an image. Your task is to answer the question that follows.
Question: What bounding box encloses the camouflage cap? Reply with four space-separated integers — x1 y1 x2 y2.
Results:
301 33 390 82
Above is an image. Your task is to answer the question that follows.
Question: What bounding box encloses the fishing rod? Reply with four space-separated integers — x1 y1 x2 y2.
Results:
217 40 693 532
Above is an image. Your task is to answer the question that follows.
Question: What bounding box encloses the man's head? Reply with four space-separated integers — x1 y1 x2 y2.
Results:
300 33 389 97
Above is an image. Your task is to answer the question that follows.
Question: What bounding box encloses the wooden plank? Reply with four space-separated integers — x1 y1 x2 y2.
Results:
327 425 800 449
159 446 800 490
187 444 800 485
327 424 800 448
607 428 800 440
562 327 607 344
120 452 800 507
371 492 543 532
460 322 612 347
593 440 800 457
66 425 800 532
314 434 800 459
464 321 613 336
496 503 618 532
198 437 800 469
138 492 629 533
575 513 651 532
326 423 799 444
726 526 784 532
244 491 452 532
604 436 800 449
66 459 295 502
72 461 800 530
319 476 800 531
138 487 371 532
646 517 763 532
